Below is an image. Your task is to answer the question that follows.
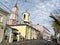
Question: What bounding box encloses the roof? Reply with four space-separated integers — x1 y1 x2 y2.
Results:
43 26 50 32
5 24 18 31
32 24 44 32
7 24 40 32
11 28 18 31
32 24 50 32
0 7 10 14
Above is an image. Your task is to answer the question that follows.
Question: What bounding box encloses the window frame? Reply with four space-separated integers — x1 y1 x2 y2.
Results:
24 14 26 19
0 15 3 22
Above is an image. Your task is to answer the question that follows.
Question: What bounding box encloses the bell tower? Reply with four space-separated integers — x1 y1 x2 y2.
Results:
8 1 18 25
22 10 30 24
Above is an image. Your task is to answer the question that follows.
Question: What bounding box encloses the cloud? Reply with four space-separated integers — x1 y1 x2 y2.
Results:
1 0 60 35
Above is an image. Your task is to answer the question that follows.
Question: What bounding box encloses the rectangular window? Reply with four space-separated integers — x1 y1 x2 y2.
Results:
0 15 3 22
0 25 3 29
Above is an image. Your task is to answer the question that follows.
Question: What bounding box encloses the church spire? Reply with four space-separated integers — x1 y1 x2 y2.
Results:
14 0 18 9
7 0 18 25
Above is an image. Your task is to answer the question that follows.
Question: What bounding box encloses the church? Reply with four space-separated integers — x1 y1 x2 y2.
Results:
2 1 51 43
3 2 40 43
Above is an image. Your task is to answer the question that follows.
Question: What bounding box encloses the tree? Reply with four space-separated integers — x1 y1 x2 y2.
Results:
50 14 60 37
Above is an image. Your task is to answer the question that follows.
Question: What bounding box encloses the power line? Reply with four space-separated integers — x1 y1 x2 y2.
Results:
0 1 11 12
2 1 45 23
0 1 21 19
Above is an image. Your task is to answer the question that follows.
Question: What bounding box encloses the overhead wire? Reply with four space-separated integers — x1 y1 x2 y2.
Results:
0 0 39 22
0 1 11 12
0 1 22 23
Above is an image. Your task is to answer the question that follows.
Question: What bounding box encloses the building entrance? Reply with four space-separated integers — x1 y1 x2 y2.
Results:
13 33 18 42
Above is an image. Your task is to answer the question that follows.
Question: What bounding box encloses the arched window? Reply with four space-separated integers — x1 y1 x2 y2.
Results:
24 14 26 19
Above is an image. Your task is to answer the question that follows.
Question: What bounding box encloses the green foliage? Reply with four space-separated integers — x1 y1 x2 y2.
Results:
52 16 60 36
52 22 60 33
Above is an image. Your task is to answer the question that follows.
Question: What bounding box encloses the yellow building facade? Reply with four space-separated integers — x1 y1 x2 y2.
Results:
6 11 40 43
0 8 9 43
4 24 39 43
4 3 40 42
10 24 39 41
22 10 30 22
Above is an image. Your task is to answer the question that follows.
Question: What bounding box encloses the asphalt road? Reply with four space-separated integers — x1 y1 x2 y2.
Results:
0 40 60 45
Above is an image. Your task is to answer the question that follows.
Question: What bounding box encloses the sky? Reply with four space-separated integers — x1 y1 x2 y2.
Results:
0 0 60 35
